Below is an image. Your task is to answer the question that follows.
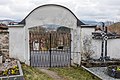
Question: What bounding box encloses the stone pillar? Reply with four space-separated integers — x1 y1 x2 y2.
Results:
71 28 81 65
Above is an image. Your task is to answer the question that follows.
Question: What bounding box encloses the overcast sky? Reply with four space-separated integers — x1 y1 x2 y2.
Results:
0 0 120 22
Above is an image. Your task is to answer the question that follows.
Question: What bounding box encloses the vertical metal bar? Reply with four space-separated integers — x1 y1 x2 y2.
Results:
63 33 64 46
36 33 38 67
69 33 71 66
49 33 52 67
31 33 35 67
29 32 31 66
55 32 57 67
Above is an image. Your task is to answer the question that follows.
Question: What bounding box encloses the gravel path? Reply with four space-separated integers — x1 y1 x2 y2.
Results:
38 68 66 80
88 67 120 80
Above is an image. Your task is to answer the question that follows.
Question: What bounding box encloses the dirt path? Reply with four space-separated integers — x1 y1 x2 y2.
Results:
38 68 67 80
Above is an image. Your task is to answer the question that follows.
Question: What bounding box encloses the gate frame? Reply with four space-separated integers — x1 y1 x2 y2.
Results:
29 30 71 67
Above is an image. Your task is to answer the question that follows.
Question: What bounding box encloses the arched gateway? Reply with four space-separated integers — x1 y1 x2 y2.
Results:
9 4 85 67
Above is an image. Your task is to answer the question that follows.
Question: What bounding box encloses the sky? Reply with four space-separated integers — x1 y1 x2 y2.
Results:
0 0 120 22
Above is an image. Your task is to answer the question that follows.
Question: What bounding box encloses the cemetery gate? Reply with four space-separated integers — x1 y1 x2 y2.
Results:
29 31 71 67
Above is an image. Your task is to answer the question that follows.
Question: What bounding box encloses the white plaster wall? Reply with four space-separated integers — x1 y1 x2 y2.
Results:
108 39 120 59
81 28 95 53
23 5 81 65
92 39 120 59
9 27 26 62
25 6 77 29
81 28 95 38
91 39 101 59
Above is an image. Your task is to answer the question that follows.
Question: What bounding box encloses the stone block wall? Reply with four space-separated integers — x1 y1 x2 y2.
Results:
0 30 9 58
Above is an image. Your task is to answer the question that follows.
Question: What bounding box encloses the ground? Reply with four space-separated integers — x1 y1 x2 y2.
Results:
22 64 53 80
39 68 65 80
22 64 100 80
49 66 100 80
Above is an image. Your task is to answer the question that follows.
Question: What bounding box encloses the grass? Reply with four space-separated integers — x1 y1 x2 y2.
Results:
22 64 101 80
22 64 53 80
49 66 101 80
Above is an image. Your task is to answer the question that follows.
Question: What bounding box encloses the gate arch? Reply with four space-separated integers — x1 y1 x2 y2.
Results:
19 4 84 27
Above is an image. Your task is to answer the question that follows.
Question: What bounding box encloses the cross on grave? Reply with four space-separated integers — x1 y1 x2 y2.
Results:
92 22 120 61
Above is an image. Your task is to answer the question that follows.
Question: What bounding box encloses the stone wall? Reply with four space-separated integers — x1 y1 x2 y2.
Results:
0 30 9 58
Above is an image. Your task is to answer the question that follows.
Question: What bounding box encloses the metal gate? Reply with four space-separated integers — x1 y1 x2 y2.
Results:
29 31 71 67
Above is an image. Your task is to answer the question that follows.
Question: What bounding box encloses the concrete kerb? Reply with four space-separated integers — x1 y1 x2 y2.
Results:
0 61 24 80
81 65 103 80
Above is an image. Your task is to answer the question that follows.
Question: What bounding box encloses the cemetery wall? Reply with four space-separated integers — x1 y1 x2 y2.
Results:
81 27 120 60
92 39 120 59
9 27 26 62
